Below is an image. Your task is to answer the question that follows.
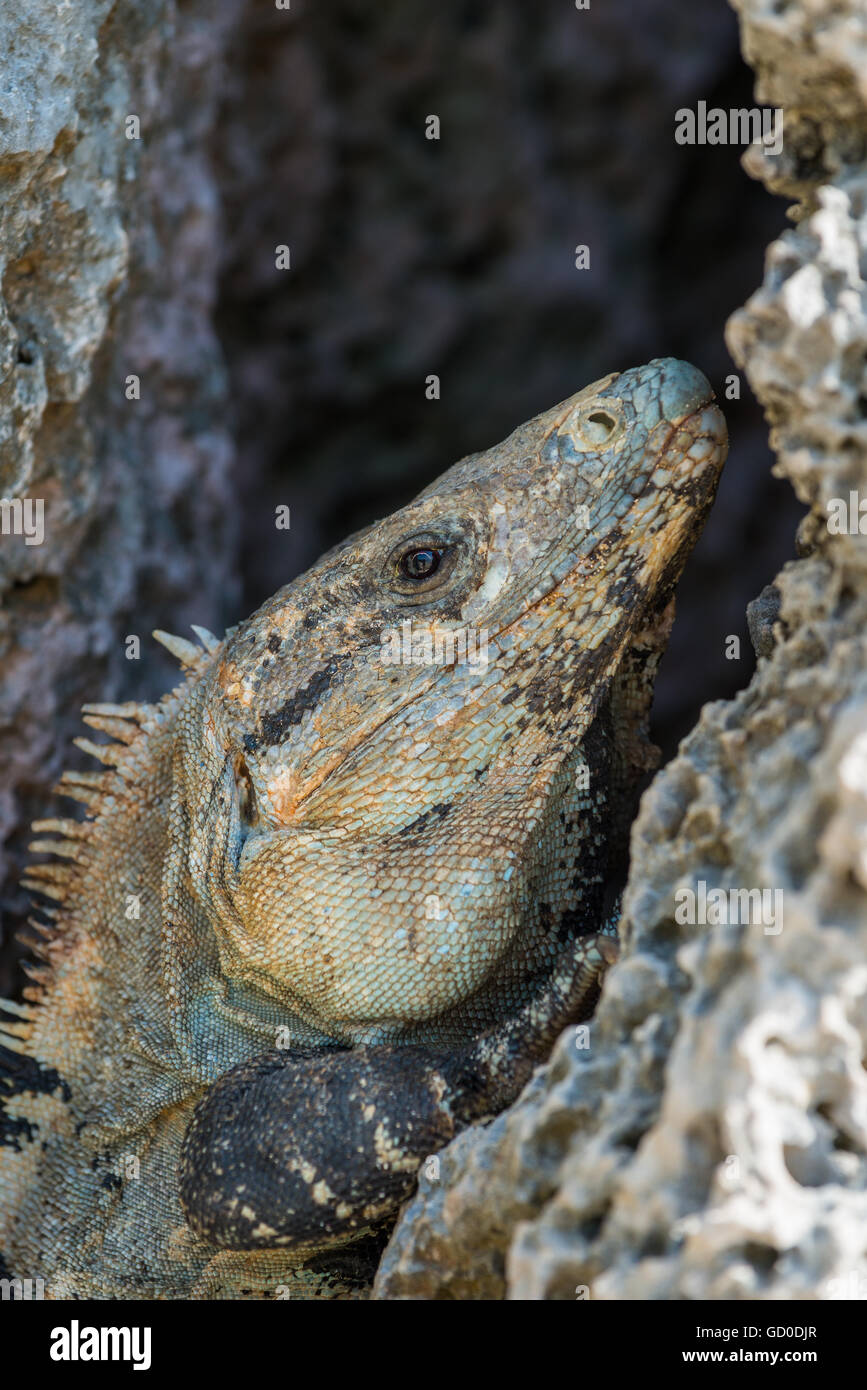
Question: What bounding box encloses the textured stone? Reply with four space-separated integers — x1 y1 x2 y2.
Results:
374 0 867 1301
0 1 241 995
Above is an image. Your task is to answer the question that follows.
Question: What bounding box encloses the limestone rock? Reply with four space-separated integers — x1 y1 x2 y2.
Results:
0 1 240 993
374 0 867 1301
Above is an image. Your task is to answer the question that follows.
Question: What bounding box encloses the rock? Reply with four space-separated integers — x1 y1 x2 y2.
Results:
0 2 241 994
746 583 782 657
373 0 867 1301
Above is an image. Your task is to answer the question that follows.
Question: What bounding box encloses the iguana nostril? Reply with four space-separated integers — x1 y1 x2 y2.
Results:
584 411 617 443
557 399 625 458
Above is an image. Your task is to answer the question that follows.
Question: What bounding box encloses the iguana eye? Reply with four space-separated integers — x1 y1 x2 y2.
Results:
400 547 442 580
384 531 461 599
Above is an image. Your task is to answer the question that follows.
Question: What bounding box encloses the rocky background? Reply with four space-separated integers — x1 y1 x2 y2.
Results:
0 0 853 1302
0 0 240 994
374 0 867 1299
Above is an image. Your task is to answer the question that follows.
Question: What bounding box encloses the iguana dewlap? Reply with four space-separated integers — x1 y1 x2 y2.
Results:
0 359 727 1298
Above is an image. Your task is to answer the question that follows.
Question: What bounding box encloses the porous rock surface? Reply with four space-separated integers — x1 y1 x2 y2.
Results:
373 0 867 1300
0 2 240 994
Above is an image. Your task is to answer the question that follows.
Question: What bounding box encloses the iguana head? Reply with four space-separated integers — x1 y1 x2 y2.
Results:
168 358 726 1047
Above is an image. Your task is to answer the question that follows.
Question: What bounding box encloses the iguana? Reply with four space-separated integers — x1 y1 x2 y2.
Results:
0 358 727 1299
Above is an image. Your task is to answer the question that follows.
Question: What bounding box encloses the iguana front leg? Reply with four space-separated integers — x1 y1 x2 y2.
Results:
179 932 617 1253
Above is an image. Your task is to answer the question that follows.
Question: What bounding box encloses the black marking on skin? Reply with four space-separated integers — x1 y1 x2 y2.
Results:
302 1229 391 1283
0 1044 71 1151
554 906 593 942
100 1173 122 1192
180 1046 460 1250
245 659 343 751
0 1111 36 1150
397 802 452 838
523 672 572 718
266 632 282 653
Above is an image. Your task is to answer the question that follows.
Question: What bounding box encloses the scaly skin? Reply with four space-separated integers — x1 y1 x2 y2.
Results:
0 359 727 1298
